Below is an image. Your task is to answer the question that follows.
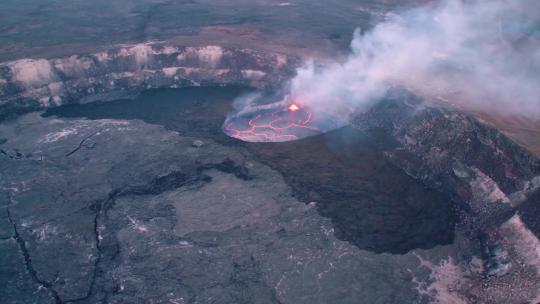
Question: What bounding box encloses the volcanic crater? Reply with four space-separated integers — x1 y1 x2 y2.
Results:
1 41 539 304
44 86 458 254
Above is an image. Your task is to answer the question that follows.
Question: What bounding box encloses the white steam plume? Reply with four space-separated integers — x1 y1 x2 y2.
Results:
289 0 540 120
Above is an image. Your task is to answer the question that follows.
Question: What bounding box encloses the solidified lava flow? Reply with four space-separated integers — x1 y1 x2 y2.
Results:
224 100 346 142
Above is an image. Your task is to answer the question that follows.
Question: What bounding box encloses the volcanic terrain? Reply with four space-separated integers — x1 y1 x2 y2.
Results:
1 1 539 304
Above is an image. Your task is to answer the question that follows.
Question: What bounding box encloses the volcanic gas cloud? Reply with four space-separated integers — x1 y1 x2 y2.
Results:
225 0 540 142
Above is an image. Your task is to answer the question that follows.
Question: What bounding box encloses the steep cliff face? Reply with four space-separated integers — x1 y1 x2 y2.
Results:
353 88 540 236
354 88 540 201
0 43 298 121
353 88 540 300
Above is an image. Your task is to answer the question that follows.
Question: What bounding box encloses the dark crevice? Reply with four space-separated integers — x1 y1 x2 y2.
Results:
69 158 250 302
65 129 102 157
6 202 63 304
67 195 111 303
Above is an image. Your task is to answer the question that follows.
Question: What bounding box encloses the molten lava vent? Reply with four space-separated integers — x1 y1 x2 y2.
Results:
223 100 345 142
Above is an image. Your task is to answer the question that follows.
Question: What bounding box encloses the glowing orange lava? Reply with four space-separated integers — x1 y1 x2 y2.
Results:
288 103 299 112
224 104 320 142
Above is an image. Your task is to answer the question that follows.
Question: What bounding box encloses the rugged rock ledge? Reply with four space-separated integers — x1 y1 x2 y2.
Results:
0 43 298 121
353 88 540 224
353 88 540 302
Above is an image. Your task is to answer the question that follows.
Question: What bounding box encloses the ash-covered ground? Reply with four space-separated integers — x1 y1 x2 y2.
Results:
1 86 539 304
1 1 540 304
0 88 446 303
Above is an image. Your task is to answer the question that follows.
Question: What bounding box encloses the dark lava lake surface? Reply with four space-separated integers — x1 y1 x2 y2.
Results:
44 86 457 254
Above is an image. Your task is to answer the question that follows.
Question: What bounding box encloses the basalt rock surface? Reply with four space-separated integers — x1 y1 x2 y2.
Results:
0 113 434 304
1 84 540 303
352 88 540 302
353 88 540 231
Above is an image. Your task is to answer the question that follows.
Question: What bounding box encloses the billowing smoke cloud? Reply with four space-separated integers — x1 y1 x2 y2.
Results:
289 0 540 120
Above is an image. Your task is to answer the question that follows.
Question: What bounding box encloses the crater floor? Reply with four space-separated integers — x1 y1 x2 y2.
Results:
1 86 466 303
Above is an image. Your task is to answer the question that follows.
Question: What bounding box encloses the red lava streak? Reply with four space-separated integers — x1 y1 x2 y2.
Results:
224 104 322 142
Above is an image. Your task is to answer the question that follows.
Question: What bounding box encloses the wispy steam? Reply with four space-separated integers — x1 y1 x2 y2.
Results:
289 0 540 119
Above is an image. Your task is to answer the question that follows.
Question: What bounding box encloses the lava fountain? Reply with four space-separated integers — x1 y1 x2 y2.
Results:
223 96 347 142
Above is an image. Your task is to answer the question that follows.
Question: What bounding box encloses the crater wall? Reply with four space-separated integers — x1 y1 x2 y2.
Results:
0 43 298 121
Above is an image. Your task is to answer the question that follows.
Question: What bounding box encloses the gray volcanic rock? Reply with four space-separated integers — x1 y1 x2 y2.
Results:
0 43 298 121
352 88 540 302
0 1 538 302
1 86 539 303
353 89 540 224
1 62 539 304
0 112 475 304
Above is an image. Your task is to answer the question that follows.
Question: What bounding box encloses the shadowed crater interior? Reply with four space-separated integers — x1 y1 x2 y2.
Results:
44 86 457 254
249 126 457 254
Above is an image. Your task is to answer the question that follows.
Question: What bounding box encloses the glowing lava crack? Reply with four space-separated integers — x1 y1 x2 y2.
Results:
224 102 345 142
